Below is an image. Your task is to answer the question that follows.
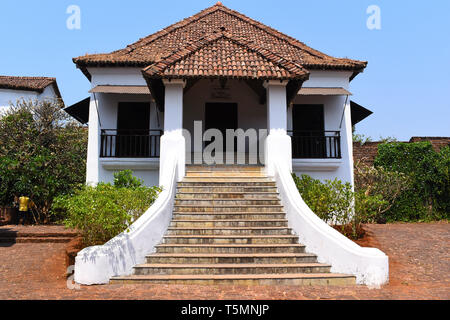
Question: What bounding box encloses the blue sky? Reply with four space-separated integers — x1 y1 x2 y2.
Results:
0 0 449 140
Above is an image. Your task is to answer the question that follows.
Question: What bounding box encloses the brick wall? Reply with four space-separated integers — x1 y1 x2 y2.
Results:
353 142 382 166
353 137 449 166
409 137 450 152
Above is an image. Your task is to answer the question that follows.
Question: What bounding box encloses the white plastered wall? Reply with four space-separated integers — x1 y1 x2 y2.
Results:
0 85 58 114
288 71 354 186
85 68 162 187
85 68 355 187
183 79 267 158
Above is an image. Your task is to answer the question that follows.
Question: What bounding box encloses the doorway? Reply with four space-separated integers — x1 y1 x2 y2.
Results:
116 102 150 157
292 104 326 158
204 102 238 157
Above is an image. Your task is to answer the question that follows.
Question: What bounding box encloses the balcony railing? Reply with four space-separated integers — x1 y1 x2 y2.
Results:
100 129 162 158
288 130 341 159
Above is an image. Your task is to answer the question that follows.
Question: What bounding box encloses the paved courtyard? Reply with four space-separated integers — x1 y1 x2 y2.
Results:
0 222 448 300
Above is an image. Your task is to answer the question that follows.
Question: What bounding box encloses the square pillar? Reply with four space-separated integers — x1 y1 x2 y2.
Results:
163 79 185 134
86 93 100 185
264 80 292 176
159 79 186 186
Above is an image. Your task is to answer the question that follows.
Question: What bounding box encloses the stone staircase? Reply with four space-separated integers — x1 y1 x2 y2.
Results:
110 165 355 285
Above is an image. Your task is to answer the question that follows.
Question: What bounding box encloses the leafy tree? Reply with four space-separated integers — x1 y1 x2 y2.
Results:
354 160 412 223
378 136 398 143
0 99 87 223
374 142 449 221
435 146 450 214
352 132 372 145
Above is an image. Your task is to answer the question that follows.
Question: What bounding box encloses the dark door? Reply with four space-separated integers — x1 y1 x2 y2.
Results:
292 104 324 132
205 103 238 153
116 102 150 157
292 104 325 158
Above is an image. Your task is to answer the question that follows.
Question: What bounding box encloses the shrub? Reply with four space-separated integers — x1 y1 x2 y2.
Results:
374 142 449 221
53 172 161 246
435 146 450 215
0 99 87 223
354 191 388 224
292 174 359 238
113 170 144 189
354 161 412 223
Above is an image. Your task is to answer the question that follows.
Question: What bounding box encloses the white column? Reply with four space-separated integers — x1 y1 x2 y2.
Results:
86 93 100 185
264 80 292 176
341 98 355 190
159 79 186 186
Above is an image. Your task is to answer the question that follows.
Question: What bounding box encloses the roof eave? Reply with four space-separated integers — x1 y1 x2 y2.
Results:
73 57 154 82
349 67 366 82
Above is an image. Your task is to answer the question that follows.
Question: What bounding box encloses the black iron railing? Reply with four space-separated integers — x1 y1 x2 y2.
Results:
288 130 341 159
100 129 162 158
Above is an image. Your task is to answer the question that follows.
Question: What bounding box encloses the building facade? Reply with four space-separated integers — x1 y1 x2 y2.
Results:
72 3 388 286
73 4 369 189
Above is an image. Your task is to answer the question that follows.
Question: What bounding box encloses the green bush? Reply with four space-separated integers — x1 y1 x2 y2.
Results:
292 174 357 237
374 142 449 221
354 161 412 223
0 99 87 223
354 191 388 224
435 146 450 214
53 172 161 246
113 170 144 189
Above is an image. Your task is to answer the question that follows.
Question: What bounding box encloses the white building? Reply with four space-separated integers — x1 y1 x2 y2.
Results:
72 3 387 287
0 76 62 113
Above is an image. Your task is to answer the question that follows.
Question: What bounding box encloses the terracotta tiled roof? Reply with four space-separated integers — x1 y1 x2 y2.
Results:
73 3 367 80
0 76 58 94
143 33 309 80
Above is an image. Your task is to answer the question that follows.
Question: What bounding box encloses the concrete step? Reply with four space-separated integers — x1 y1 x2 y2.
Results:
177 186 278 193
110 273 356 286
185 172 266 177
186 165 264 171
175 192 280 200
145 253 317 264
110 165 357 287
174 199 281 206
183 177 271 181
155 243 306 254
173 205 284 213
172 212 287 220
133 263 331 275
166 227 292 236
178 181 276 187
170 219 289 228
162 234 299 245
